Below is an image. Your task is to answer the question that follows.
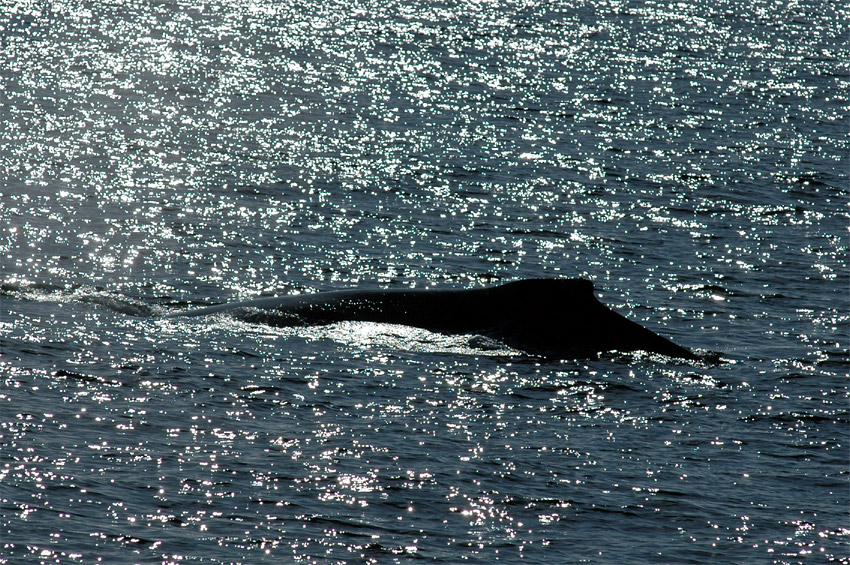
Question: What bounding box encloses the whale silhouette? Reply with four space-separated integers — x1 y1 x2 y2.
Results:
167 278 699 360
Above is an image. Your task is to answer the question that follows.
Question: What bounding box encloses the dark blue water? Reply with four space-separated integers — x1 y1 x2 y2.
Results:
2 1 848 563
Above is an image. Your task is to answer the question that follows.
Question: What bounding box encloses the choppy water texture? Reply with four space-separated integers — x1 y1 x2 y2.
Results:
2 0 848 563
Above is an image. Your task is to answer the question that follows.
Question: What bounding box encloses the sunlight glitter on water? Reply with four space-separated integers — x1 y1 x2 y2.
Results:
2 0 847 562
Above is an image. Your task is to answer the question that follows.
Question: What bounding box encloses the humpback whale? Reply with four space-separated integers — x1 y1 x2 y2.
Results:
167 279 699 360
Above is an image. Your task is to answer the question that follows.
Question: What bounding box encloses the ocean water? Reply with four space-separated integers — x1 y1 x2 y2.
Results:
1 0 848 563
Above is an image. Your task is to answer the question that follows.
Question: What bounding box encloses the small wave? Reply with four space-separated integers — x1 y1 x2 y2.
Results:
74 291 155 317
1 281 156 317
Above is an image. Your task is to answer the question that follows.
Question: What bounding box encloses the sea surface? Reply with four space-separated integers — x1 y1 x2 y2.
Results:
1 0 848 563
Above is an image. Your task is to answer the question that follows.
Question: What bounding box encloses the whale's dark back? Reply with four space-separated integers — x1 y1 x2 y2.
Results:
478 278 617 357
173 278 697 359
